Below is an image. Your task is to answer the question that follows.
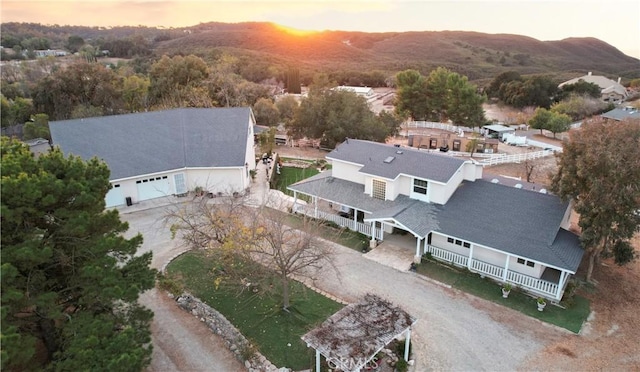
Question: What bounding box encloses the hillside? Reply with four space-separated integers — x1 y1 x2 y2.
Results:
2 21 639 82
155 22 639 81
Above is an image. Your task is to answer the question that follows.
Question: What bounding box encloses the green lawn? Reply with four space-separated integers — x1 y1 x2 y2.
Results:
272 162 319 196
416 259 590 333
166 251 343 370
282 211 370 252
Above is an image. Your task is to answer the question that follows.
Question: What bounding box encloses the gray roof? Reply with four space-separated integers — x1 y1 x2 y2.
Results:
290 174 583 271
483 124 515 132
601 107 640 121
433 181 583 272
50 108 252 180
326 139 465 183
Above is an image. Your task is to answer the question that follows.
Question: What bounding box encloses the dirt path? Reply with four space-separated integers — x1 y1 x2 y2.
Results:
121 206 246 372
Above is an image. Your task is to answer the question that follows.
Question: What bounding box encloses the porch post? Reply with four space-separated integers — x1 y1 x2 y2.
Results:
415 237 422 260
404 327 411 361
314 196 318 218
352 208 358 231
556 271 568 300
423 238 428 256
467 244 474 270
315 349 321 372
292 191 298 212
502 254 510 281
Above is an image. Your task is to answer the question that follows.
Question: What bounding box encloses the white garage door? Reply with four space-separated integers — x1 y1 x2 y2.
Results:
105 184 124 207
136 175 172 201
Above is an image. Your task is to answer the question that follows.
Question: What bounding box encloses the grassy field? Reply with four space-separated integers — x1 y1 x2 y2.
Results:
166 251 344 370
416 258 590 333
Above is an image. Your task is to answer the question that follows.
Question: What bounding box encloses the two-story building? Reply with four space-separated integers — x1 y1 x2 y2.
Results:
288 139 584 301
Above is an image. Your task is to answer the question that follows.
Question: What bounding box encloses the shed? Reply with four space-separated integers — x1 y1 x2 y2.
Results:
483 124 515 140
301 294 416 372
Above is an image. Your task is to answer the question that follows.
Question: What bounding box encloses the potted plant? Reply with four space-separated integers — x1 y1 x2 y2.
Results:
502 283 512 298
537 297 547 311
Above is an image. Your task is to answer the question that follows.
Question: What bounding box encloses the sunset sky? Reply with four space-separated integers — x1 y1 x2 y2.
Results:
2 1 639 59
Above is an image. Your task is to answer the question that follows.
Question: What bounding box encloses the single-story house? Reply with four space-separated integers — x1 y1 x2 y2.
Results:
601 106 640 121
50 107 256 207
332 86 375 98
558 72 628 103
288 139 584 301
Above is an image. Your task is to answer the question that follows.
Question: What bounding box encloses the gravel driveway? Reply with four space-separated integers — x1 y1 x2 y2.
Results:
120 203 245 372
308 241 566 371
121 198 565 371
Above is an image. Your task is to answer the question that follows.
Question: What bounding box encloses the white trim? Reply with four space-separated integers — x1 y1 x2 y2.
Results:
110 165 245 183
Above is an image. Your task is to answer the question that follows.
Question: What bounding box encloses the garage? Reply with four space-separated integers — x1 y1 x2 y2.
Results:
135 175 172 201
105 184 124 207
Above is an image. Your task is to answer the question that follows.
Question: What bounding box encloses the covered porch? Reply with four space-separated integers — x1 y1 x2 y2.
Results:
376 230 572 301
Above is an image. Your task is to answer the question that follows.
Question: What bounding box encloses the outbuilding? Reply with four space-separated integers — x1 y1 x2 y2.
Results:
50 107 256 207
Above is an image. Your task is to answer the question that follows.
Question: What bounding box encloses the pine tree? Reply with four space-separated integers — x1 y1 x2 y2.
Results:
1 137 156 371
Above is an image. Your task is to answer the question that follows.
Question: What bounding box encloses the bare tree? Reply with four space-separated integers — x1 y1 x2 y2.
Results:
166 194 336 311
524 160 536 183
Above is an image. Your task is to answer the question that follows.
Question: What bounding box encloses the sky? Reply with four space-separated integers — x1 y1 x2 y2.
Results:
2 0 639 59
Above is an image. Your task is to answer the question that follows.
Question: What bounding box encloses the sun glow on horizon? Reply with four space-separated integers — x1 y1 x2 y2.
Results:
273 23 321 37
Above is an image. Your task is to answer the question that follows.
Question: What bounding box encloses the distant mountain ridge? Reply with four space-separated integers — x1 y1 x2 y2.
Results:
155 22 639 81
2 21 638 82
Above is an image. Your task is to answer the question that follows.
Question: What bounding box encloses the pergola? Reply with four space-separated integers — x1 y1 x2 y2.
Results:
301 294 417 372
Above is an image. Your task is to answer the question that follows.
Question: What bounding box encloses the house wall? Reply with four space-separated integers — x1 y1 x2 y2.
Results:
471 244 507 267
332 161 366 184
508 256 545 278
244 119 256 189
396 175 412 199
462 162 483 181
187 168 245 194
431 233 471 256
559 203 572 230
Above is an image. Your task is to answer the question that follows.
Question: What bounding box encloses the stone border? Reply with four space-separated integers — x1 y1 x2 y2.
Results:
175 293 282 372
162 250 351 372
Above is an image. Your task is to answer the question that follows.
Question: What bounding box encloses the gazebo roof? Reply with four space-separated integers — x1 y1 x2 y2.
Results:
301 294 416 371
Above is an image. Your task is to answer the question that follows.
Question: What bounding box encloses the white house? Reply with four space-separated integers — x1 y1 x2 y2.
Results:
332 86 374 98
558 71 628 103
50 107 256 207
288 139 584 301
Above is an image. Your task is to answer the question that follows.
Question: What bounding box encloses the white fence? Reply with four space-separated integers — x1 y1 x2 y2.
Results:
470 259 505 279
405 121 478 133
479 150 555 166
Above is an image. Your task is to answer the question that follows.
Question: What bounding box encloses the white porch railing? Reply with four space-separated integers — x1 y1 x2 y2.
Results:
293 205 383 240
424 244 469 267
507 270 558 297
470 258 505 279
425 245 560 298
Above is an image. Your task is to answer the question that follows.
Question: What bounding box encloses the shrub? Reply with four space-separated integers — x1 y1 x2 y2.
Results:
395 359 408 372
156 272 183 296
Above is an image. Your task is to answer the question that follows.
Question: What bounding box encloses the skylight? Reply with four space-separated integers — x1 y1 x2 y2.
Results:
383 156 395 163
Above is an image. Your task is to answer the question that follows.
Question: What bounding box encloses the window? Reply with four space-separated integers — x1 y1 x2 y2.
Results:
455 239 462 245
372 179 386 200
114 184 120 188
463 242 471 248
517 258 535 267
413 179 428 195
447 237 454 243
452 140 461 151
